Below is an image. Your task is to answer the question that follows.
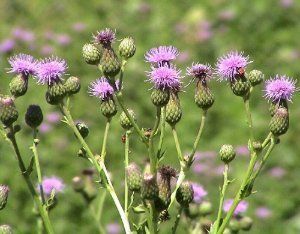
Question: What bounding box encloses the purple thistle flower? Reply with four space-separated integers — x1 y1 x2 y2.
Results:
0 39 15 53
36 56 67 85
223 199 248 215
216 51 252 81
268 166 286 178
187 62 213 81
236 145 249 156
40 176 65 196
147 65 182 91
264 75 297 102
255 206 272 219
191 182 207 203
89 77 115 100
93 28 116 46
46 112 61 124
55 34 72 46
106 222 121 234
145 46 179 65
8 53 38 76
12 27 35 43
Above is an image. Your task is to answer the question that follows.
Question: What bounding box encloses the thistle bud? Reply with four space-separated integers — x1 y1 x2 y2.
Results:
195 82 215 110
199 201 213 216
119 109 136 130
9 74 28 98
150 89 170 107
64 76 81 95
0 97 18 127
230 77 251 97
219 144 236 164
166 93 182 126
126 163 143 192
100 98 117 118
176 181 194 207
240 216 253 231
141 173 158 200
0 225 13 234
72 176 84 192
46 83 67 105
118 37 136 59
76 122 89 138
269 99 288 117
269 107 289 136
0 185 9 210
25 105 43 128
248 70 264 86
158 210 170 222
82 43 101 65
229 218 241 232
99 47 121 77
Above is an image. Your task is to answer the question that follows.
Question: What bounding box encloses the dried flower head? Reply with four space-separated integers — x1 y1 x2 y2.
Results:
223 199 248 215
88 77 115 100
191 183 207 203
145 46 179 65
158 165 177 181
216 51 252 81
93 28 116 46
8 53 38 76
264 75 297 102
40 176 65 196
187 63 213 81
147 65 182 91
36 56 67 85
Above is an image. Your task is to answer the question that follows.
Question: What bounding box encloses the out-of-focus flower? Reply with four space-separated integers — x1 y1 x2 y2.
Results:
39 123 53 133
194 151 216 161
191 182 207 203
0 39 15 53
268 166 286 178
223 199 248 215
196 20 213 42
279 0 294 8
137 2 151 14
218 10 236 21
106 222 121 234
46 112 61 124
255 206 272 219
145 46 179 65
72 22 87 32
177 51 190 63
55 34 72 46
40 45 54 55
192 163 209 174
236 145 249 156
40 176 65 196
12 27 35 43
8 54 38 76
264 75 297 102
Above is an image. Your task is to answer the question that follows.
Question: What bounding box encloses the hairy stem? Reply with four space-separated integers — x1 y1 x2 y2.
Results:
172 207 183 234
124 130 130 217
149 107 161 173
157 107 166 158
101 118 111 162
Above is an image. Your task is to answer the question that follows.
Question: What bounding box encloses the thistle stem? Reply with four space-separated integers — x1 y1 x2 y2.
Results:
172 207 183 234
149 107 161 174
59 104 131 234
171 126 184 163
97 190 107 221
8 126 54 234
157 107 166 158
89 203 106 233
101 118 111 161
124 130 130 217
243 97 254 146
215 164 229 233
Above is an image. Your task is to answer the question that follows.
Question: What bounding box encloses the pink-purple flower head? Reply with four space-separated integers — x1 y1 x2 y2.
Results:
216 51 252 81
191 182 207 204
40 176 65 196
223 199 248 216
8 53 38 77
89 77 115 100
264 75 297 102
147 65 182 91
145 46 179 66
93 28 116 46
187 63 213 81
36 56 67 85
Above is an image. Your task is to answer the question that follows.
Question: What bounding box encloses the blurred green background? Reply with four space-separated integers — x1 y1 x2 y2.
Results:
0 0 300 233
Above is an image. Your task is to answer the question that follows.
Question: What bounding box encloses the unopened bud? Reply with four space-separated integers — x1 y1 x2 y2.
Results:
9 74 28 98
269 107 289 136
0 185 9 210
25 105 43 128
219 144 236 164
0 97 18 126
82 43 101 65
119 109 136 130
126 163 143 192
64 76 81 95
119 37 136 59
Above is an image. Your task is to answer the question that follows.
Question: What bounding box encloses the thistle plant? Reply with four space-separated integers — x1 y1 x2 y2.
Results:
0 28 298 234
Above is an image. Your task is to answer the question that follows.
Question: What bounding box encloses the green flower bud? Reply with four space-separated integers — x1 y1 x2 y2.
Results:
176 181 194 207
150 89 170 107
100 98 117 118
240 216 253 231
230 77 251 97
199 201 213 216
119 37 136 59
72 176 84 192
0 225 13 234
99 47 121 77
219 144 236 164
269 99 288 117
76 122 89 138
126 163 143 192
166 93 182 126
64 76 81 95
25 105 43 128
141 173 158 200
229 218 241 232
9 74 28 98
46 82 67 105
269 107 289 136
0 97 18 127
195 82 215 110
119 109 136 130
0 185 9 210
82 43 101 65
248 70 264 86
156 180 171 211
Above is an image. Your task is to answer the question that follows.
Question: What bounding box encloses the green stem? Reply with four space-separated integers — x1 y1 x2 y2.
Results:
119 60 127 89
172 207 183 234
97 190 107 221
148 203 158 234
124 130 130 217
215 164 229 233
169 168 185 210
101 118 111 161
89 203 106 233
157 107 166 158
8 126 53 234
149 107 161 174
243 97 254 146
59 104 131 234
171 126 184 163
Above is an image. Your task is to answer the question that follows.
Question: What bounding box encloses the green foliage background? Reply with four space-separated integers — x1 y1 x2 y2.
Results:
0 0 300 233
